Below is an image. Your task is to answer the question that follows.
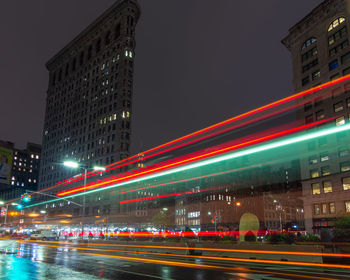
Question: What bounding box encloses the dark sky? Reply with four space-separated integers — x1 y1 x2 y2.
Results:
1 0 322 153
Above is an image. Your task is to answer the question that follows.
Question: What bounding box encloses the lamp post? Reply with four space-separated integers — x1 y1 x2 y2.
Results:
273 199 283 233
0 201 21 225
63 161 105 239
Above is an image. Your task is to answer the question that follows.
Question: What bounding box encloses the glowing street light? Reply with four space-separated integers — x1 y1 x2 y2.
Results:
63 161 79 169
63 160 105 239
93 166 106 171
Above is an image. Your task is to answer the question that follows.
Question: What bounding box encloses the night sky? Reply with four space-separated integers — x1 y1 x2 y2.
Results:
1 0 322 154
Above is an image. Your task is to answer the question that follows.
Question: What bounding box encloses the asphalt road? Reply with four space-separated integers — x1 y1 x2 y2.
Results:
1 239 350 280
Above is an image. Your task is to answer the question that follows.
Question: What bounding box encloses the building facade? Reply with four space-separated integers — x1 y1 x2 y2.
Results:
0 141 41 201
39 0 140 189
282 0 350 232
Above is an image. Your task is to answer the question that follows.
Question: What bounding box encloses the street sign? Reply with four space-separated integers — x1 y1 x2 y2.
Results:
1 207 7 216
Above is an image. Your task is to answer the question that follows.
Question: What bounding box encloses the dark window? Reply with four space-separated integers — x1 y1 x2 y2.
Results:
304 102 312 111
65 63 69 76
96 38 101 53
343 67 350 75
72 57 76 71
301 46 318 62
88 45 92 59
58 69 62 81
302 76 310 86
105 31 111 45
79 51 84 66
341 51 350 64
330 73 340 80
302 59 318 73
115 23 121 40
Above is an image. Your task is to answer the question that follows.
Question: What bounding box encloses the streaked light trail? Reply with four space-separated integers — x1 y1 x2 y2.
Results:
24 121 350 208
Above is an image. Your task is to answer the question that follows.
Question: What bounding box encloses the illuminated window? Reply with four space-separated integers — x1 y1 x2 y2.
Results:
314 204 320 215
310 169 319 178
329 26 347 45
346 201 350 213
339 147 350 157
329 40 349 56
341 162 350 172
312 183 321 195
336 116 345 126
305 114 313 124
329 202 336 214
328 17 346 32
316 110 324 120
301 37 317 50
343 177 350 190
321 166 331 176
320 152 329 162
312 70 320 80
329 59 339 71
334 101 344 112
309 155 318 165
322 203 327 214
323 181 333 193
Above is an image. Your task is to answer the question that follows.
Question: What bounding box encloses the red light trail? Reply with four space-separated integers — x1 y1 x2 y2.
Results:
57 118 331 197
45 75 350 188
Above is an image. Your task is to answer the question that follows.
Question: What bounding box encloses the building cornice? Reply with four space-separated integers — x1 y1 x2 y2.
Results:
46 0 140 70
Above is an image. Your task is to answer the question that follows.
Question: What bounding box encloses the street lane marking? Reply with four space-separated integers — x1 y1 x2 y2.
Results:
4 238 350 258
16 240 350 270
16 241 342 279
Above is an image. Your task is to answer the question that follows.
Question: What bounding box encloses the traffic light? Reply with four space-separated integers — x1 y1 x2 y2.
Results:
21 193 31 203
16 204 23 210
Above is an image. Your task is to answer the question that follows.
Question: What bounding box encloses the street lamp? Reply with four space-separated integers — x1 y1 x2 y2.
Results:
63 161 105 239
273 200 283 233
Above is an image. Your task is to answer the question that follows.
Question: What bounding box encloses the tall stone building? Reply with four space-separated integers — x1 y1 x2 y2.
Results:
282 0 350 233
39 0 140 190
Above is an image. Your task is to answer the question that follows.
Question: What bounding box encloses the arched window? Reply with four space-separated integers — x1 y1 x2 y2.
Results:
328 17 345 32
301 37 317 50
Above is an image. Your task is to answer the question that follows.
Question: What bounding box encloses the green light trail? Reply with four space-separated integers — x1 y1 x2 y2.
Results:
25 123 350 208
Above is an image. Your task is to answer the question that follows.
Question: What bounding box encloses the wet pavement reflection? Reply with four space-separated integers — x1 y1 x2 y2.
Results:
1 240 350 280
